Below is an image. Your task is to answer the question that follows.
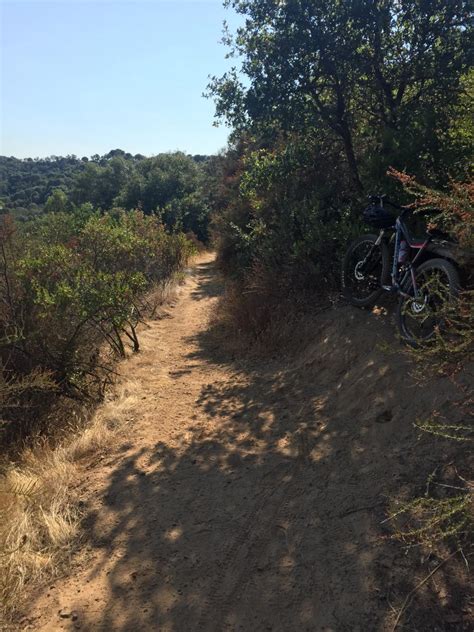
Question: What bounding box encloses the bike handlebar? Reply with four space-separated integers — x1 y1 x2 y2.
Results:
368 194 410 215
368 194 386 203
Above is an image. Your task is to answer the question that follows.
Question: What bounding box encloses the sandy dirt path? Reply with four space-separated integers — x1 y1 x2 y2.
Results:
25 253 468 632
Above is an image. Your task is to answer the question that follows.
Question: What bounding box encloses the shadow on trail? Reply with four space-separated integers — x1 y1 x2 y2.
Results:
190 260 222 302
71 261 470 631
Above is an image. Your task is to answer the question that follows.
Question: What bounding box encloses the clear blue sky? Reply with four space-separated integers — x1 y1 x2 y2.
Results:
1 1 241 158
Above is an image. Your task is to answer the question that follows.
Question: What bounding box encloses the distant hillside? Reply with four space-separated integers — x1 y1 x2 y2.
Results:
0 150 217 241
0 149 211 216
0 154 83 214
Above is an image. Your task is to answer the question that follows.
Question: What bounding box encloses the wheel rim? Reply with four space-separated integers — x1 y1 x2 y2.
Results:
400 267 454 341
345 240 383 301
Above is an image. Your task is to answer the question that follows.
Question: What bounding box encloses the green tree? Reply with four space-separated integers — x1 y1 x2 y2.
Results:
209 0 473 189
116 152 211 236
71 156 130 209
44 188 70 213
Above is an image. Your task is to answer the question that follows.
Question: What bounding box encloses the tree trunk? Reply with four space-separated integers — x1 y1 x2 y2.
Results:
340 125 363 194
309 81 363 193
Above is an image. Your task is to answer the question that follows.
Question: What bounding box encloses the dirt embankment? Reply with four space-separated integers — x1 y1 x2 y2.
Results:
19 253 471 631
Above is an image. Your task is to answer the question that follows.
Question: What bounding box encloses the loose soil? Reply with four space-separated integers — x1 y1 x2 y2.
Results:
22 254 471 631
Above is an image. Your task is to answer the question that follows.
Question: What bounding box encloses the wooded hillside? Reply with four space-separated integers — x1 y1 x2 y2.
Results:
0 150 216 242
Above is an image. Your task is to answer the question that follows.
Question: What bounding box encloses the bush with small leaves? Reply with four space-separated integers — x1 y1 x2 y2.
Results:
0 208 194 441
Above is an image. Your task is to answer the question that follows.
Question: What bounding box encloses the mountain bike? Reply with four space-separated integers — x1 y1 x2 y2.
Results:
341 195 462 346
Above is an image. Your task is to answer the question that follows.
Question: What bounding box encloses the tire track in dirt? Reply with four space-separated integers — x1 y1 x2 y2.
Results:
198 430 320 630
197 463 295 631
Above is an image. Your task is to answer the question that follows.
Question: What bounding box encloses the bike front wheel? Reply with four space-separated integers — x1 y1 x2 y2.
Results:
342 234 390 307
396 258 461 347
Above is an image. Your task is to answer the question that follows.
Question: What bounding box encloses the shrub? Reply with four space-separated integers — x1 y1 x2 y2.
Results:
212 134 362 339
389 168 474 257
0 208 194 443
388 170 473 371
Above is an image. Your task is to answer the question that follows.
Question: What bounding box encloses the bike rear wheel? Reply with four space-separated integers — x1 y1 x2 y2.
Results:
342 234 390 307
396 258 461 347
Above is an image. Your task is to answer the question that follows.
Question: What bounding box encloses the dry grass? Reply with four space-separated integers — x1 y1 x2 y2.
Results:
0 374 144 621
211 276 334 357
141 277 180 319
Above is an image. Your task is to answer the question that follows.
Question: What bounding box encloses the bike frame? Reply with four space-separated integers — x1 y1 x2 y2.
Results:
377 211 432 299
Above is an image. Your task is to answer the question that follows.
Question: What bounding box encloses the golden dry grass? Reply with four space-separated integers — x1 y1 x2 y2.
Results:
0 378 143 620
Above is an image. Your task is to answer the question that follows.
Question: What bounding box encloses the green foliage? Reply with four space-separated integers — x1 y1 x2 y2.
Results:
0 155 82 216
213 134 361 307
43 188 71 214
210 0 473 188
1 150 213 243
0 209 194 440
113 152 212 241
72 156 132 210
388 494 473 547
414 420 474 442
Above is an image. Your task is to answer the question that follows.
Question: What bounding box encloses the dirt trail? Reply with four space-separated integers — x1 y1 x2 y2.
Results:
26 253 470 632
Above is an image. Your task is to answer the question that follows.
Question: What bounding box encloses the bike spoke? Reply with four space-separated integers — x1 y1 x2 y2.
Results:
346 241 383 301
401 267 454 342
